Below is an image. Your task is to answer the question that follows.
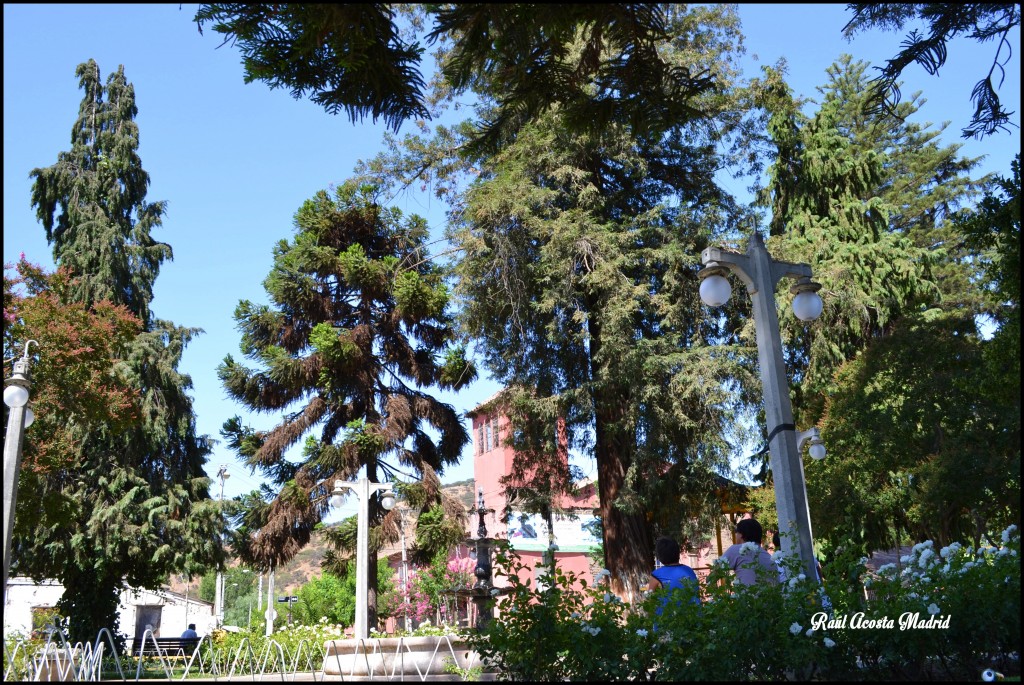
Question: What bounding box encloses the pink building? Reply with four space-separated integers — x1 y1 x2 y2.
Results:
468 392 752 593
468 393 602 592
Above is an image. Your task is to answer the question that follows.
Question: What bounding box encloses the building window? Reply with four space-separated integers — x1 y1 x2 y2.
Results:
477 424 484 454
491 417 500 449
485 420 492 452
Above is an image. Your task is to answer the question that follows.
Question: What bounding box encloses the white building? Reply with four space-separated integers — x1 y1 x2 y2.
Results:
4 576 215 640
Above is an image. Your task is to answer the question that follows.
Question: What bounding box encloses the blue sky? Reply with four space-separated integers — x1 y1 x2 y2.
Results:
4 5 1020 515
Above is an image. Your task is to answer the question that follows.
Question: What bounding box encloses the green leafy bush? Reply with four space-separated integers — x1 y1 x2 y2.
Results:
472 527 1020 681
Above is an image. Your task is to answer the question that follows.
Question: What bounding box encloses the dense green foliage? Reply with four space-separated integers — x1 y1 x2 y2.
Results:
194 4 717 153
445 4 761 598
11 60 223 646
813 312 1018 551
843 3 1020 138
758 56 984 421
474 528 1020 680
290 561 394 628
218 181 474 630
753 56 1018 553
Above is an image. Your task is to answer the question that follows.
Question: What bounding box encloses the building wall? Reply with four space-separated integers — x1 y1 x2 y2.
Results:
469 398 746 593
3 576 215 640
470 401 602 596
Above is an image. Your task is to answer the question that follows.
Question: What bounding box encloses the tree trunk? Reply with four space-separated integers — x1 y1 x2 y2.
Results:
588 316 652 599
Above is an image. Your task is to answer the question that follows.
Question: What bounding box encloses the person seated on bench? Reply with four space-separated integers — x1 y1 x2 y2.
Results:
180 624 198 640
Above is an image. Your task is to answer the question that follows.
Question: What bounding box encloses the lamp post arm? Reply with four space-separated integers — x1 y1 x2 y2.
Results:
702 244 812 294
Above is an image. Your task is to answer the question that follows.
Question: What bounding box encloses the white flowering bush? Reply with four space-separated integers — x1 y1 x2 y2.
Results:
471 526 1020 681
835 524 1021 680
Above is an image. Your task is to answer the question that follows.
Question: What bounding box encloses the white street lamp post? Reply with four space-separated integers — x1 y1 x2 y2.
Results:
214 465 230 626
398 507 410 633
699 232 824 583
265 568 276 636
331 478 396 640
3 340 38 605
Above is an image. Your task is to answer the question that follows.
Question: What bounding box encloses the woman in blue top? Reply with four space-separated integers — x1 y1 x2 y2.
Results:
647 536 700 612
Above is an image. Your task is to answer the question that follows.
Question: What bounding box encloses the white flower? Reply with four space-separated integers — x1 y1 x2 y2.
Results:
806 628 815 637
997 547 1010 557
927 603 941 615
713 556 729 567
921 576 931 584
823 637 836 648
789 622 802 635
789 577 799 588
740 541 759 555
570 612 581 619
858 557 868 566
863 577 873 588
587 626 601 636
797 573 806 581
908 592 918 599
900 555 912 564
636 629 649 638
877 563 896 575
1001 524 1017 543
918 549 935 567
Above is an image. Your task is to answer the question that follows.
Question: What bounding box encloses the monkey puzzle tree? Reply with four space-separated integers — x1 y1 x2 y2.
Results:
219 181 474 629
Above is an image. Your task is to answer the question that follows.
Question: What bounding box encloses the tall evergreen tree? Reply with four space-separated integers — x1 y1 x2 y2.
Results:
219 181 474 631
756 56 985 423
448 6 756 595
30 59 171 329
20 60 223 645
756 57 1012 552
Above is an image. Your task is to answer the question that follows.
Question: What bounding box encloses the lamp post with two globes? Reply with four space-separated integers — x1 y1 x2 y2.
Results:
698 232 825 583
3 340 37 605
331 478 397 640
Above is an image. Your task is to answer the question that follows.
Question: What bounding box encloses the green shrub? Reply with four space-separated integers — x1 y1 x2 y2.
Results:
471 526 1020 681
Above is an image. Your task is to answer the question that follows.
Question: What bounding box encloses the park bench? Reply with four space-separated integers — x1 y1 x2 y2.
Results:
131 636 201 659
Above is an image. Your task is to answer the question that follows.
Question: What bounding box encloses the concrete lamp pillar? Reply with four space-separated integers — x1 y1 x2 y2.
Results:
698 233 825 583
3 340 37 606
331 478 396 640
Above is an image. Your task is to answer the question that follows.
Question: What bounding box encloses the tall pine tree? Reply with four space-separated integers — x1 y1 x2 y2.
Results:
219 181 474 631
20 60 223 644
448 5 756 595
755 56 1005 552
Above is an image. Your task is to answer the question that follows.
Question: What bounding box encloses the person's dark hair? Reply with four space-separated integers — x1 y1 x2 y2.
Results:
736 518 764 545
772 532 781 549
188 623 196 630
655 536 681 565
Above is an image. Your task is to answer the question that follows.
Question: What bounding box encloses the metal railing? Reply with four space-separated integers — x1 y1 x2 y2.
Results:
3 627 330 681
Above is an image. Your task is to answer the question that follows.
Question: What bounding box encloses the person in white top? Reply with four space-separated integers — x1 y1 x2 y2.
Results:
721 518 779 586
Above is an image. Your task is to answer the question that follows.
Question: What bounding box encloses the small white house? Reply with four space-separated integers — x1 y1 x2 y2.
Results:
4 576 215 640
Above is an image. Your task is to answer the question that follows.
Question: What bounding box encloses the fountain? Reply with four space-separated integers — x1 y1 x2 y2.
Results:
322 490 504 679
446 489 512 631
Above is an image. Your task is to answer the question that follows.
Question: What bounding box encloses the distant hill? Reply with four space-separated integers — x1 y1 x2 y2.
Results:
171 479 477 595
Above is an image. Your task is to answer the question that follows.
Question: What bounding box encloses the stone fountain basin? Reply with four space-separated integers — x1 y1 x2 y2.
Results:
322 635 482 677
